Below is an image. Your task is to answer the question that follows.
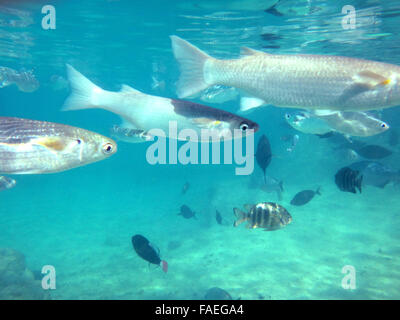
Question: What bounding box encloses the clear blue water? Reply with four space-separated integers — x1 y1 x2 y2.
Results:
1 0 400 300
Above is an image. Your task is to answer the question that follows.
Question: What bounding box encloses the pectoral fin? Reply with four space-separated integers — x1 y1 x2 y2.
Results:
33 137 68 151
339 71 392 104
354 71 392 89
240 47 267 57
240 96 267 112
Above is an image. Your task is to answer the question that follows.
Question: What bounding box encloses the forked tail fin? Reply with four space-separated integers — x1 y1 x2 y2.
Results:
170 35 214 98
233 208 247 227
62 64 105 111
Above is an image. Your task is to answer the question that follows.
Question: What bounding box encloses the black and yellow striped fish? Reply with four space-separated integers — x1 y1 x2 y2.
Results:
233 202 292 231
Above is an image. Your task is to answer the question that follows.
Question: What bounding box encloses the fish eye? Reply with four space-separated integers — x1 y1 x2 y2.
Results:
102 142 115 154
381 123 387 128
76 139 82 144
285 114 290 119
239 122 249 131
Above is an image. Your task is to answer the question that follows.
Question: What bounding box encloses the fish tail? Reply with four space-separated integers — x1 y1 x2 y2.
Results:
170 35 214 98
161 260 168 273
62 64 106 111
233 208 247 227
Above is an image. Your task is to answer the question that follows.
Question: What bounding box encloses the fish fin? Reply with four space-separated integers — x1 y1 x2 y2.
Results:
243 204 253 212
233 208 247 227
240 96 267 112
119 84 143 95
119 117 138 130
312 109 339 117
354 71 392 88
279 180 284 192
338 71 392 104
240 47 266 57
315 186 322 195
33 137 68 152
170 35 214 98
62 64 105 111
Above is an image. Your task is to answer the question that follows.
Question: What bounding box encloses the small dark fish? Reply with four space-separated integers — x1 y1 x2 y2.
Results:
181 182 190 194
262 45 281 49
349 161 400 189
215 210 223 225
255 134 272 184
178 205 197 219
355 145 393 159
131 234 168 273
335 167 363 194
0 176 16 191
204 287 233 300
260 33 282 41
290 187 321 206
233 202 292 231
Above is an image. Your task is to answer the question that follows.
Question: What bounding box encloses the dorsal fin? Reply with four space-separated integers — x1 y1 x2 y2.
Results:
120 84 143 94
240 47 267 57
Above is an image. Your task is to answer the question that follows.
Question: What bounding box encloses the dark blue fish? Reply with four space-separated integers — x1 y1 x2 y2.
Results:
256 134 272 184
131 234 168 273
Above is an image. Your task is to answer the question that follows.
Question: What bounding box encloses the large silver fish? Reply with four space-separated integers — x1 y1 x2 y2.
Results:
170 35 400 112
62 65 259 142
0 117 117 174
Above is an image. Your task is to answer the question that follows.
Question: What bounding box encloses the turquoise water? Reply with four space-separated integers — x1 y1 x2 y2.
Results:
1 0 400 300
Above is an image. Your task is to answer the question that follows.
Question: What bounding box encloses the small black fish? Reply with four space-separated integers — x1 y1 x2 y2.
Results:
131 234 168 272
290 187 321 206
355 145 393 159
215 210 223 225
178 205 197 219
335 167 363 194
260 33 282 41
181 182 190 194
256 134 272 184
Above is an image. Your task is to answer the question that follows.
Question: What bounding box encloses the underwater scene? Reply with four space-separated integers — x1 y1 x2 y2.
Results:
1 0 400 300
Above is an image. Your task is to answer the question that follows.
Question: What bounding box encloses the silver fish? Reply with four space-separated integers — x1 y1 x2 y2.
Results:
170 35 400 112
285 111 332 135
312 110 389 137
0 176 16 191
62 65 258 142
110 124 152 143
0 117 117 174
0 66 39 92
